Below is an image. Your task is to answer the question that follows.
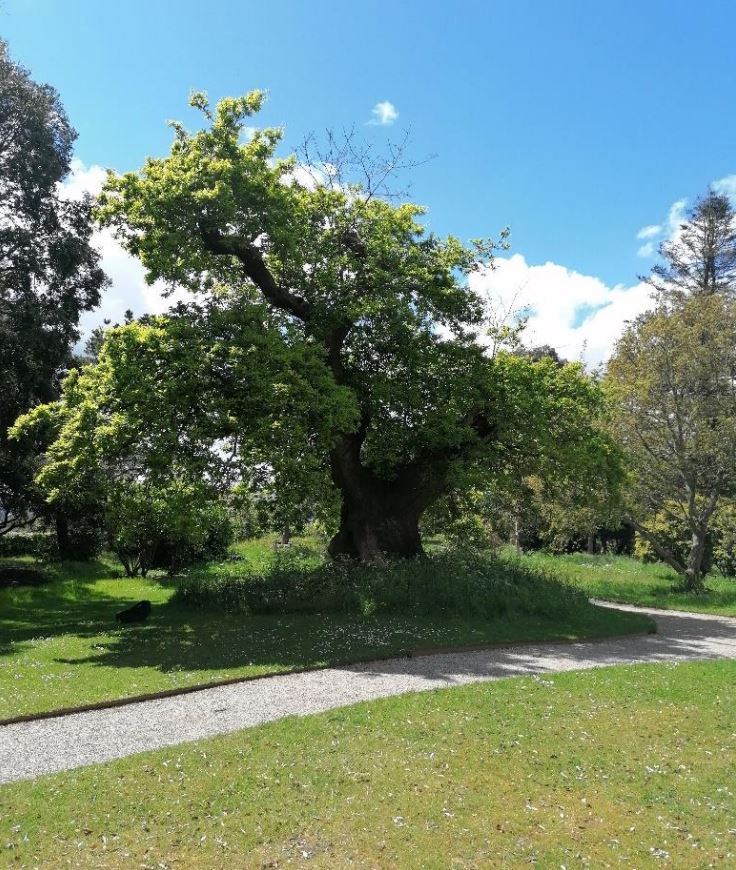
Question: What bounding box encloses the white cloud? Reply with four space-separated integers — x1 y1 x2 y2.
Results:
714 174 736 200
636 224 661 239
58 160 108 202
283 162 328 190
368 100 398 126
485 174 733 367
58 160 190 347
666 198 687 235
633 197 687 257
470 254 653 368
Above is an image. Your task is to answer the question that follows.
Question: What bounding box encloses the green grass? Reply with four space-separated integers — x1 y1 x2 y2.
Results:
518 550 736 615
2 660 734 867
0 539 652 719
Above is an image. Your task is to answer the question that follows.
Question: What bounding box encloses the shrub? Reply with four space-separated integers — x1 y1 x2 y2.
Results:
107 481 234 576
0 531 55 558
712 501 736 578
149 502 234 574
176 549 587 620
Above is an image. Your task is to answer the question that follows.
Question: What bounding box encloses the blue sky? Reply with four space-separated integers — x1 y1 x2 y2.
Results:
3 0 735 362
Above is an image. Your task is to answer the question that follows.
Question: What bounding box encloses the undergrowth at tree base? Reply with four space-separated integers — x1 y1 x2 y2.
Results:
177 549 590 619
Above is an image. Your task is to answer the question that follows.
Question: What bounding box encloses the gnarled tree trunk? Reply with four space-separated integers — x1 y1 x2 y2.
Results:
327 431 445 561
328 497 425 561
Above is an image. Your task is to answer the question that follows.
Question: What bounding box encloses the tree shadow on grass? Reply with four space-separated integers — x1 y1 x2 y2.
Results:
44 599 654 681
0 561 449 678
0 561 177 656
48 601 434 674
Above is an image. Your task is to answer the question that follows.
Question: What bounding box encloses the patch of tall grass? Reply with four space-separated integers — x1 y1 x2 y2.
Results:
176 548 586 619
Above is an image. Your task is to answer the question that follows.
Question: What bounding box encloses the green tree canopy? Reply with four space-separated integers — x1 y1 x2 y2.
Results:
607 293 736 590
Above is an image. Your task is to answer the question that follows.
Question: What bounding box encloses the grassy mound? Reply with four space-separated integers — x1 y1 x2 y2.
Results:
177 548 592 619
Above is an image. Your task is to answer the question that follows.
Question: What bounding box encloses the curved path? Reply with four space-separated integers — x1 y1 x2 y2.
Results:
2 602 735 784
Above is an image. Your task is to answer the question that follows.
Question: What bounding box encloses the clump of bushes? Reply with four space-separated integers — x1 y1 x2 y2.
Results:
0 531 55 558
0 563 50 588
712 502 736 578
176 548 587 619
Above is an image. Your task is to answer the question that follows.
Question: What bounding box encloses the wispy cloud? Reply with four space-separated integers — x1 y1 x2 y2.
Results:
634 198 688 257
714 174 736 199
666 199 687 233
368 100 398 126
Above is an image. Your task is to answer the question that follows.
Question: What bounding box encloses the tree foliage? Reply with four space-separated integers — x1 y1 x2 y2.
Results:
0 40 106 534
607 291 736 589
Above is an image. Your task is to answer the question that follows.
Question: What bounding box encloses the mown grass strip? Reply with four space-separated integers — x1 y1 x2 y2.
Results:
2 660 734 867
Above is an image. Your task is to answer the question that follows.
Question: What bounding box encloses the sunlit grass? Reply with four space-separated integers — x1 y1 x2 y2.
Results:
2 660 734 867
518 550 736 615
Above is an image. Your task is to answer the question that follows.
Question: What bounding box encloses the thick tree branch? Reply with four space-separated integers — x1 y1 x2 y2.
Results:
387 408 497 512
199 225 312 321
325 320 352 381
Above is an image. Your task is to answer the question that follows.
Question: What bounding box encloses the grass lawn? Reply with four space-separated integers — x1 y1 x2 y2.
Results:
517 550 736 616
1 660 734 867
0 540 653 720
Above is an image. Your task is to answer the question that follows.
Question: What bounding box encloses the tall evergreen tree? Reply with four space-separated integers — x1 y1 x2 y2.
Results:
647 190 736 299
0 39 106 534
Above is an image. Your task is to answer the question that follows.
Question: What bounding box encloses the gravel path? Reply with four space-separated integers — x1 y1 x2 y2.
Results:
2 602 735 784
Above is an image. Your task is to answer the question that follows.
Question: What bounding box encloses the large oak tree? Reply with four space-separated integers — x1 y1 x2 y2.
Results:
28 92 615 561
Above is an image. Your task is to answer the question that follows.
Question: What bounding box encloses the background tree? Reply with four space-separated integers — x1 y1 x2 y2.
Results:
71 91 619 562
607 191 736 590
13 303 353 571
0 39 106 538
607 293 736 591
